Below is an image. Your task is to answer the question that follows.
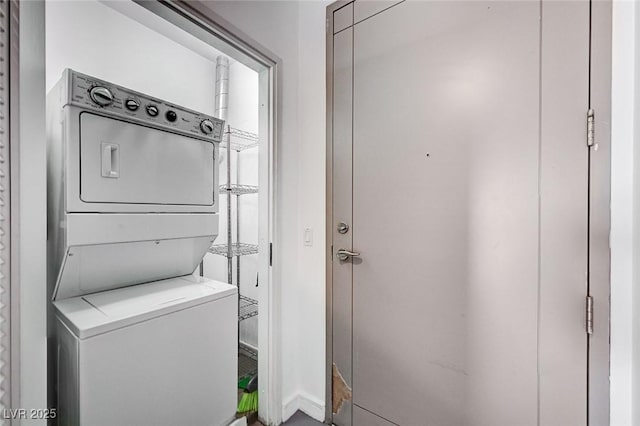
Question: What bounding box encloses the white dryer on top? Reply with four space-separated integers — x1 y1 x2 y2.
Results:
47 69 225 300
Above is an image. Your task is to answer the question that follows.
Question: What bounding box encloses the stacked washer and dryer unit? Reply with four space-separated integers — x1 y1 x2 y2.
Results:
47 69 238 426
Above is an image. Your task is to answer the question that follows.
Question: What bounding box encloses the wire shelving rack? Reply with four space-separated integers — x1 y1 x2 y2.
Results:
219 184 259 196
208 242 259 258
219 126 259 152
239 295 259 321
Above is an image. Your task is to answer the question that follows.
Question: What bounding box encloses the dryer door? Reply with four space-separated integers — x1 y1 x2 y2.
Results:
79 112 214 207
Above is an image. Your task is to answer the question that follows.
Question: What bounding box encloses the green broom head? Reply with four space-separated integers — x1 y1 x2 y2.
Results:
237 374 258 414
238 375 252 390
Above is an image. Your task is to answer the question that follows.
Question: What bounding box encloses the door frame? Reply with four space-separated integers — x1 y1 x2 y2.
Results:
325 1 352 423
136 2 283 424
24 0 282 425
324 1 613 424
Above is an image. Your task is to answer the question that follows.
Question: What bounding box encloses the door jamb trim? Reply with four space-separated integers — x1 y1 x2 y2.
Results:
325 2 352 423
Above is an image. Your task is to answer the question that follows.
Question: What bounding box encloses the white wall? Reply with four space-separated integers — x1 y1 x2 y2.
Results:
46 1 218 111
611 1 638 425
201 1 328 421
294 1 329 419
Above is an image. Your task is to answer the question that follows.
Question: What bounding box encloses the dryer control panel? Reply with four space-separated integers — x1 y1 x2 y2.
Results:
64 70 224 143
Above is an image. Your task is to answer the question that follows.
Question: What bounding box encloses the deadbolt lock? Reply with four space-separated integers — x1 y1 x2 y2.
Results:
337 222 349 234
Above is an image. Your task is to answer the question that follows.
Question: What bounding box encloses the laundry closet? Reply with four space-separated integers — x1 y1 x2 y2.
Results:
45 1 264 424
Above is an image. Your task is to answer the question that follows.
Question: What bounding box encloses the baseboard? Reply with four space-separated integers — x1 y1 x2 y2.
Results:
282 392 325 423
228 417 247 426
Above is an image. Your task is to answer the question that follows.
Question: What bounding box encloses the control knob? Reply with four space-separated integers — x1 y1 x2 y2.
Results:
89 86 114 107
200 119 215 135
125 99 140 111
165 110 177 122
146 104 159 117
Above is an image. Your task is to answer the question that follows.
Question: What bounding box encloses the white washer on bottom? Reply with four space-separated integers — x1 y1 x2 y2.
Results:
53 275 238 426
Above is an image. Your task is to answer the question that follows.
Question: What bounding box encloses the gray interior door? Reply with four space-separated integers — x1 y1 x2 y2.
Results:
330 1 591 425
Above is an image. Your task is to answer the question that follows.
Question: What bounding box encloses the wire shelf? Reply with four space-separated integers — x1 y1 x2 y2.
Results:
238 344 258 380
208 243 258 258
220 126 259 152
219 184 258 196
239 295 259 321
239 344 257 360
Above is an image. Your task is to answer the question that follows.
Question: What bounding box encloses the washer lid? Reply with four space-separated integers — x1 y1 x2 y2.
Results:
53 275 236 339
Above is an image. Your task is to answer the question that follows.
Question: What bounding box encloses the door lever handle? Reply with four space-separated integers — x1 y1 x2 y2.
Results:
336 249 360 261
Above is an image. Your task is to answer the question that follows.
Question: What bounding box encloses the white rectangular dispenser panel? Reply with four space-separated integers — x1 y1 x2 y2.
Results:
80 112 214 206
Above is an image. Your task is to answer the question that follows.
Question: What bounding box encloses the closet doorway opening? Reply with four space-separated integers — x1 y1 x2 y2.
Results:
45 1 279 424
